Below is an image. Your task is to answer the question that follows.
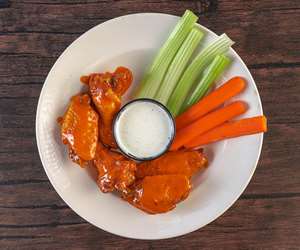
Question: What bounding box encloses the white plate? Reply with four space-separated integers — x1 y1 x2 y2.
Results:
36 13 263 239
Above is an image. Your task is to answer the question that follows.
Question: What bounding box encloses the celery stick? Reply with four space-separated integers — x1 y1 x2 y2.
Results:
155 27 204 105
134 10 198 99
183 54 231 111
167 34 234 116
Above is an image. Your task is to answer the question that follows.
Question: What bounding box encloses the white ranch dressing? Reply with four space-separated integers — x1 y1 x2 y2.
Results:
114 100 174 160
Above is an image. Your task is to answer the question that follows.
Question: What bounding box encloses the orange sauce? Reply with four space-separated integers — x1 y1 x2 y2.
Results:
125 175 191 214
60 94 98 162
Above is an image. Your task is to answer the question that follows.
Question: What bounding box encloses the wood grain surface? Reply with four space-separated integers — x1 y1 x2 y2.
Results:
0 0 300 249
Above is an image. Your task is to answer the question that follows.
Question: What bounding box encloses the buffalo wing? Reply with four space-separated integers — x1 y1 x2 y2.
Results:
137 149 208 179
81 67 133 148
60 94 98 167
125 175 191 214
93 143 136 194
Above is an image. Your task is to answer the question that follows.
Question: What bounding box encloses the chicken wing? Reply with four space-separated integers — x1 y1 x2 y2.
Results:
87 73 121 147
81 67 133 148
136 149 208 179
111 66 133 96
125 175 191 214
93 143 136 194
60 94 99 167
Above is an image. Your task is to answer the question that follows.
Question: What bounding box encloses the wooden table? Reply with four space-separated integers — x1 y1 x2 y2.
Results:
0 0 299 249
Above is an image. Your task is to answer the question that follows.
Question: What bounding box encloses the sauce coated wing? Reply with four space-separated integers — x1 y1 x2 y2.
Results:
137 149 208 179
88 73 121 147
111 66 133 96
81 67 133 148
60 94 98 166
93 143 136 194
131 149 207 213
125 175 191 214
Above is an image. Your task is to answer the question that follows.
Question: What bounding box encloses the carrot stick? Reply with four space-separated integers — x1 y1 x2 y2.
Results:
185 116 267 148
176 77 246 130
170 101 248 150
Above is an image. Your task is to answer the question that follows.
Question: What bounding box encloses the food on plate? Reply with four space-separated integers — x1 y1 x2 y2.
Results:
185 116 267 148
135 10 199 99
171 101 248 150
80 66 132 96
93 142 136 194
80 67 133 148
83 73 121 147
124 175 191 214
176 77 246 130
167 34 234 116
113 99 175 160
136 149 207 179
112 66 133 95
182 54 231 109
59 94 98 167
155 27 203 104
59 65 207 214
58 9 268 215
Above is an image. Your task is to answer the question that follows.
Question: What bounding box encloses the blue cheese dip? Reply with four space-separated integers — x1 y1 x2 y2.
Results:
113 99 175 161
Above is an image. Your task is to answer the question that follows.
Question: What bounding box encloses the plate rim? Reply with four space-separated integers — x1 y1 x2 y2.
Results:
36 12 264 240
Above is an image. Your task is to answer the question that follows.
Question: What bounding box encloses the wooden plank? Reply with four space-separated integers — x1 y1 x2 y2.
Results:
0 55 55 78
0 182 66 207
0 74 45 86
0 128 36 152
253 67 300 124
0 115 34 128
0 206 82 226
243 123 300 195
218 0 300 11
0 84 42 98
0 33 77 57
0 152 47 182
0 197 299 249
0 98 38 115
10 0 300 11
